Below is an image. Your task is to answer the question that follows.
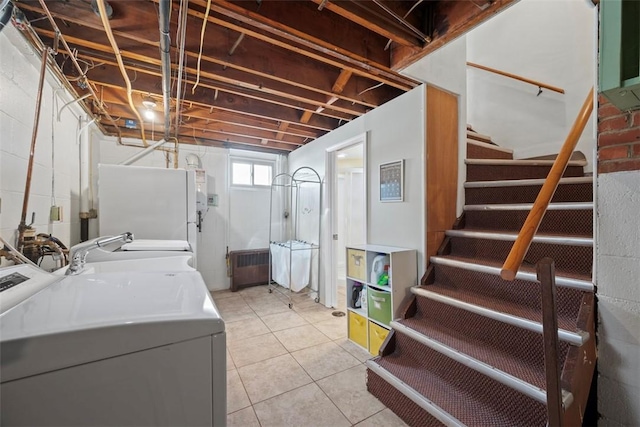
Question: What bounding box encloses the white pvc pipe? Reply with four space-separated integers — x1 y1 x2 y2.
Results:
79 116 96 213
119 139 167 166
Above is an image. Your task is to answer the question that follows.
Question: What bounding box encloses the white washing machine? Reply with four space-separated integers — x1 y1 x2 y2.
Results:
0 264 226 426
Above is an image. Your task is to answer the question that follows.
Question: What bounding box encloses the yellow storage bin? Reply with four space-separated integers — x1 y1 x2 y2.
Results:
369 321 390 356
347 249 366 281
348 311 367 349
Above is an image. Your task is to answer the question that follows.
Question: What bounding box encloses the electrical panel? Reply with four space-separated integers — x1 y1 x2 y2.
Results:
599 0 640 111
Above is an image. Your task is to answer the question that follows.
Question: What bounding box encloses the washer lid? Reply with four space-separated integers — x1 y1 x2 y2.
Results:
0 271 223 382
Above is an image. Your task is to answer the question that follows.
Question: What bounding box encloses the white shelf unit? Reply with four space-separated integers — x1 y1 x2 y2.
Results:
345 244 417 355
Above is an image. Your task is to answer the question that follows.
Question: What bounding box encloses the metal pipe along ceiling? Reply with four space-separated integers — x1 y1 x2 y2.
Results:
159 0 172 140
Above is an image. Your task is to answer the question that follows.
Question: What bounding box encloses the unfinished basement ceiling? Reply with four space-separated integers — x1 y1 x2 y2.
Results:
17 0 514 154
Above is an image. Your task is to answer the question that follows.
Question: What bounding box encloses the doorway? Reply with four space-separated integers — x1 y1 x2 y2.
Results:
327 135 366 309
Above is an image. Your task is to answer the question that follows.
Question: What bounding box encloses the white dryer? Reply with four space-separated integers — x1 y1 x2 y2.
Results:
0 264 226 426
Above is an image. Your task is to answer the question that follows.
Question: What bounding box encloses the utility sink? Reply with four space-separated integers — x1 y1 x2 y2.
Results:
67 255 196 275
55 239 195 275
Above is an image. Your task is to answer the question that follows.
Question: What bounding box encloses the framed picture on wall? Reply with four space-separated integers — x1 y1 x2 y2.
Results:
379 160 404 202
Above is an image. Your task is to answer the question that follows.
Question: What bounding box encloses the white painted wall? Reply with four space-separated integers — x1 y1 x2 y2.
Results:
97 137 282 291
596 170 640 426
288 86 426 303
228 149 285 251
466 0 597 165
0 24 90 267
402 35 467 216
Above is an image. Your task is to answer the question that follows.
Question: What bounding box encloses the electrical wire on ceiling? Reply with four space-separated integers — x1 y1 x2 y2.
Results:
32 0 123 145
384 0 424 51
174 0 189 141
192 0 212 94
96 0 148 146
358 82 384 96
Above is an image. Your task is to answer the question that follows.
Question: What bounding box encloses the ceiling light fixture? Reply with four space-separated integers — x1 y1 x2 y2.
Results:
141 96 157 109
91 0 113 19
141 96 156 121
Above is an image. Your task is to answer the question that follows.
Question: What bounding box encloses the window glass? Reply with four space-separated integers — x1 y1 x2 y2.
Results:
232 162 252 186
254 164 272 186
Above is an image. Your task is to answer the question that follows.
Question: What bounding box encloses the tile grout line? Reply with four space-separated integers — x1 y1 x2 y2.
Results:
217 288 382 427
286 351 354 426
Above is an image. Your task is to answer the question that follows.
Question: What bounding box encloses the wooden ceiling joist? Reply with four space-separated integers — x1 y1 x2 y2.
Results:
20 2 399 110
185 0 419 91
100 97 306 147
17 0 510 154
35 28 366 122
309 0 424 47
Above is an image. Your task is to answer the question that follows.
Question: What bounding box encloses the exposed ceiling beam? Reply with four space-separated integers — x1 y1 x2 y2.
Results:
103 125 292 154
34 28 364 121
184 0 419 91
391 0 517 70
309 0 424 46
332 69 354 94
18 2 396 111
99 93 306 146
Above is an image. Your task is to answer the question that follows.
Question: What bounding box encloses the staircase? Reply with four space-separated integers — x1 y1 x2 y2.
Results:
366 132 596 426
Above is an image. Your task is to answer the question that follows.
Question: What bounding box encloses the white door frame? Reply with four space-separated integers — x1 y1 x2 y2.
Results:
324 132 368 308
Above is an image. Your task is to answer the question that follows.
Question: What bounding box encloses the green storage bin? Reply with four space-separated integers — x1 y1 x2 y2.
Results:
368 287 391 326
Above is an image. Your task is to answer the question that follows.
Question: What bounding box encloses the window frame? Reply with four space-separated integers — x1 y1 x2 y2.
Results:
230 157 274 188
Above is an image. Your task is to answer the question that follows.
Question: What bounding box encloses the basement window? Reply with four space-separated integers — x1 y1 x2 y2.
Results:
231 159 273 187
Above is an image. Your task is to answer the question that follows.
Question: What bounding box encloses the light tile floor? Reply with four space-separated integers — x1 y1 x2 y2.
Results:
211 285 408 427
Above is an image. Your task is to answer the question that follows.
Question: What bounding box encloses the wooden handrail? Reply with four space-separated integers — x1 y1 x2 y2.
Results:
501 87 594 280
467 62 565 95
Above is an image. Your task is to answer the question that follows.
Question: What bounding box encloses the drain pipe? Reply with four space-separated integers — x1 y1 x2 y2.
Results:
119 139 168 166
18 48 49 250
159 0 172 141
79 116 97 242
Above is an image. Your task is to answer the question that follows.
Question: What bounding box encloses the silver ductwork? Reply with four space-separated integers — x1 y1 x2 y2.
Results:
158 0 171 140
0 0 14 34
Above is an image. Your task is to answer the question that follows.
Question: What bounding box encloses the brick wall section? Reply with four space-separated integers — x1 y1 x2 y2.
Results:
597 95 640 173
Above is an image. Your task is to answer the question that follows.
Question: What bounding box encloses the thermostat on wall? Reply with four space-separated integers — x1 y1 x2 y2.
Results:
207 194 218 207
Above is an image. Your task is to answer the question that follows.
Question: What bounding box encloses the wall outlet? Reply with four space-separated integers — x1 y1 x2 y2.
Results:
49 205 63 222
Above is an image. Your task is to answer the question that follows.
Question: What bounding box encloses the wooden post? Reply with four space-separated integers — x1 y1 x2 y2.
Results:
537 258 563 427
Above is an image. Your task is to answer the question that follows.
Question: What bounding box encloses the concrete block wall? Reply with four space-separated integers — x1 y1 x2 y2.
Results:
0 25 88 266
596 96 640 425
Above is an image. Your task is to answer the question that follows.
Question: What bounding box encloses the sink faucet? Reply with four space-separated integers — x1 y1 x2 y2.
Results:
66 232 134 275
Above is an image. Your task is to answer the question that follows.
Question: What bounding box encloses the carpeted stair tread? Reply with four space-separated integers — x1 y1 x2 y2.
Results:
367 148 595 425
467 140 513 160
466 164 584 181
451 227 589 240
373 334 548 426
432 254 592 286
424 281 580 333
425 260 585 333
464 208 593 235
398 297 570 390
465 181 593 204
447 237 593 277
367 370 445 427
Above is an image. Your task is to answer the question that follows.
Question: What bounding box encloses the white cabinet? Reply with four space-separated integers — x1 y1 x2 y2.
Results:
345 245 417 355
